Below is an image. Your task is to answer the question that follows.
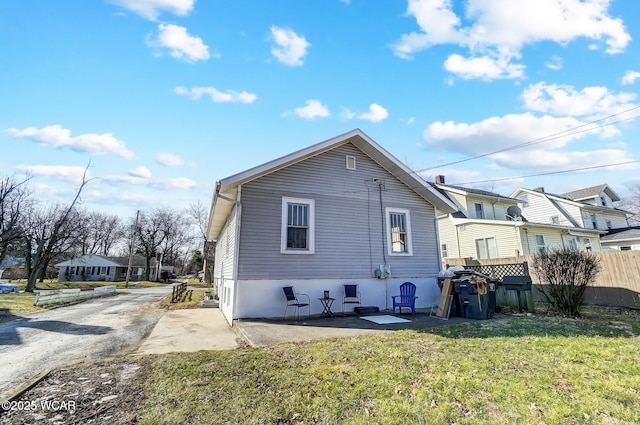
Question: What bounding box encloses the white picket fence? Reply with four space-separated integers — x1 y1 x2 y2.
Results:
34 285 117 306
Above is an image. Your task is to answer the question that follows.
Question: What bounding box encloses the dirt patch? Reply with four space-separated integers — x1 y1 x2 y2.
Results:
0 357 151 425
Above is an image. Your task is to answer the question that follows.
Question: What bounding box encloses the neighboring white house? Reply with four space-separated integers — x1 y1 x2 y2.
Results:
55 254 158 282
511 185 629 231
432 176 604 262
207 129 458 324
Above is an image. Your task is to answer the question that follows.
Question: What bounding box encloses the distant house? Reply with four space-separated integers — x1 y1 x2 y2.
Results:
511 185 629 231
207 129 457 324
600 226 640 251
511 185 639 251
55 254 159 282
433 176 604 261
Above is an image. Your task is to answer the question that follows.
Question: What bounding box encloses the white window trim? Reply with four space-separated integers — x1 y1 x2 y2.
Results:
475 202 485 219
346 155 356 170
385 207 413 256
281 196 315 254
535 234 546 253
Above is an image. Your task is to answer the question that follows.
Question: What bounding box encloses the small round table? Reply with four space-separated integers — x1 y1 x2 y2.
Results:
318 297 336 317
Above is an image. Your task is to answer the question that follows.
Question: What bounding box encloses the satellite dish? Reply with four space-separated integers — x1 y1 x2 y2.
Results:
507 206 522 218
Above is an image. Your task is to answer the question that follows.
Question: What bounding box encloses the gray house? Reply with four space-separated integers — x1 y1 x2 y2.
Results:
207 129 457 324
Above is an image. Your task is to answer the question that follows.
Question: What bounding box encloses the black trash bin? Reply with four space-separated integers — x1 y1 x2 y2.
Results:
454 279 490 320
487 281 497 318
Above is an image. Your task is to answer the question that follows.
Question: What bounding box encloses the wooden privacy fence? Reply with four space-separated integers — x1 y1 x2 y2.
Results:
445 250 640 310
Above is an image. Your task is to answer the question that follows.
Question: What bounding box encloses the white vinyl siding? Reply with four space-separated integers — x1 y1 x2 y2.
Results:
281 197 315 254
386 207 413 256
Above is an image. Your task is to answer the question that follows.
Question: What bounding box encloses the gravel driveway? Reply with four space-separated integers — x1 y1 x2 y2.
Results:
0 286 172 396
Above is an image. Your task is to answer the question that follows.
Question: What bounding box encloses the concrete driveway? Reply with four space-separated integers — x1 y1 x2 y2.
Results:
134 308 244 354
0 286 171 396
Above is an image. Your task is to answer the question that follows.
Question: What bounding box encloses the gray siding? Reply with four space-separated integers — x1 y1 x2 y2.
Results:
213 205 237 281
237 143 440 280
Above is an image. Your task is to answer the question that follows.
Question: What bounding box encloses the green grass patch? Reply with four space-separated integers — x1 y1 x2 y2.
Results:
160 289 207 310
141 308 640 425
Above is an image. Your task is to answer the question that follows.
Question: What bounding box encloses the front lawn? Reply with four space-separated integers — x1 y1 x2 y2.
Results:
141 307 640 425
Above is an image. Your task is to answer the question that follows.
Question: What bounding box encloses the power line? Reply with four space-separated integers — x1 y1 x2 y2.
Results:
415 105 640 173
453 160 640 186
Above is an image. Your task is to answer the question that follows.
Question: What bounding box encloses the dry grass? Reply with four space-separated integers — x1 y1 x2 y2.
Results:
140 308 640 425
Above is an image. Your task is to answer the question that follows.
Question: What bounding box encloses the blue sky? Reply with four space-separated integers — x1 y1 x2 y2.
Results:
1 0 639 219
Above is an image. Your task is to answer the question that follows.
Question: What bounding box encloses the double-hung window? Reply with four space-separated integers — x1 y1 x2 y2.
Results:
535 234 546 253
475 237 497 259
281 197 315 254
386 208 413 256
475 203 485 219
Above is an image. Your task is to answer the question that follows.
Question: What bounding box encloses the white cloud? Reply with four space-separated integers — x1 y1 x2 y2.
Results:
157 152 185 167
545 55 563 71
5 125 135 159
103 174 149 186
270 26 311 66
149 24 209 62
109 0 194 20
340 108 356 120
393 0 631 80
622 70 640 85
175 86 257 103
423 112 613 157
444 54 525 80
293 100 330 119
490 148 637 172
152 177 199 190
357 103 389 123
15 165 93 184
129 166 152 178
521 82 638 119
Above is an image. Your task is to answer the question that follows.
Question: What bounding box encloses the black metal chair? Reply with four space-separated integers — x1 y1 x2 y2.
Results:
282 286 310 320
342 284 361 314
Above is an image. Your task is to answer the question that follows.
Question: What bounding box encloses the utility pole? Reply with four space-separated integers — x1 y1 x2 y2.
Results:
125 210 140 289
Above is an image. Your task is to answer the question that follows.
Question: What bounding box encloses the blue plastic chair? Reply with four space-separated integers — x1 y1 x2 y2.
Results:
392 282 418 316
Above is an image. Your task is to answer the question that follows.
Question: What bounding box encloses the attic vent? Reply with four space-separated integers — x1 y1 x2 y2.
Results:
346 155 356 170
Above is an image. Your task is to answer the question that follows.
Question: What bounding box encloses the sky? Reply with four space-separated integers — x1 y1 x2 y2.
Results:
1 0 640 221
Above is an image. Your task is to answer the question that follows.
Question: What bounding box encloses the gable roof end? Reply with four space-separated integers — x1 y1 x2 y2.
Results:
561 184 621 202
207 129 458 240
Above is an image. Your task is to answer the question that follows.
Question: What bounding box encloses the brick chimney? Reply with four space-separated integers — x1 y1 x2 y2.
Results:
435 175 445 184
534 187 545 193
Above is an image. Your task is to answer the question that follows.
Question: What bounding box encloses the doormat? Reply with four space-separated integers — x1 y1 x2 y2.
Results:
361 315 411 325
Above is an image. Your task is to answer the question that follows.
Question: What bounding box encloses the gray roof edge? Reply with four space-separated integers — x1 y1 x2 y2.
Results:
217 129 364 191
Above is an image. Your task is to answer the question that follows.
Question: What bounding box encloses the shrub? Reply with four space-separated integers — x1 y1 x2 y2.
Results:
532 247 601 316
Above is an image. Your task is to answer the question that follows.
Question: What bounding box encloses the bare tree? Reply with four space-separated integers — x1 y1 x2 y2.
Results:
157 209 194 272
0 174 31 264
76 210 126 256
187 201 213 281
21 167 94 292
135 208 171 281
618 184 640 226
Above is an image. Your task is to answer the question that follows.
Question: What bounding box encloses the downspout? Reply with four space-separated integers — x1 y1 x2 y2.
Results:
455 220 461 259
